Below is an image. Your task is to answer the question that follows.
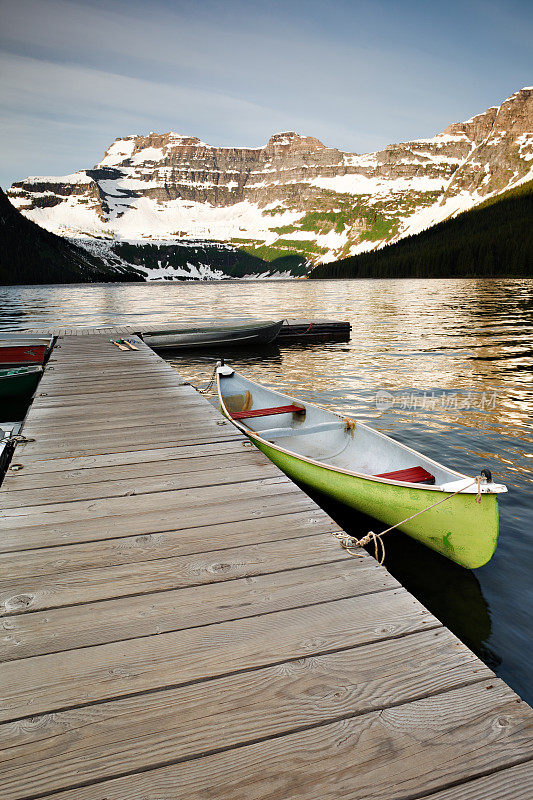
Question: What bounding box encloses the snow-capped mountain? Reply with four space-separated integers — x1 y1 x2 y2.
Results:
7 87 533 279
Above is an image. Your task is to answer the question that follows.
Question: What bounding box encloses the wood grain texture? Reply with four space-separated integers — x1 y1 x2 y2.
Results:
11 430 241 461
0 441 252 489
418 761 533 800
20 410 229 443
0 479 316 552
0 458 280 509
0 509 338 577
0 589 436 722
35 374 183 393
20 399 209 433
1 439 251 479
12 419 241 457
27 377 196 400
29 384 193 409
0 533 355 614
40 362 172 377
0 630 492 800
0 473 291 523
0 558 394 660
19 680 532 800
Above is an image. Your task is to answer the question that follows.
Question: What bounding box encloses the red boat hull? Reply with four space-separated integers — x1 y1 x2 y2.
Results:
0 344 48 366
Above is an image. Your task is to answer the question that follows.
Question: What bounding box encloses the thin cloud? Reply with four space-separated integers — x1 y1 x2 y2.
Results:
0 0 530 187
0 52 370 183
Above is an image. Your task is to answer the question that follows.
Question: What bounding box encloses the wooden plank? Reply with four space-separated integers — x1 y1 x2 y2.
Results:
20 406 228 435
416 762 533 800
41 369 167 381
32 386 201 406
40 370 174 381
0 630 492 800
0 460 279 509
27 395 209 421
21 404 221 438
30 386 198 407
22 394 203 425
0 509 339 577
0 589 436 722
42 361 168 372
29 385 197 409
46 352 159 363
11 421 241 458
0 557 394 659
46 350 155 359
10 431 240 461
47 344 150 353
19 418 236 448
0 479 312 551
24 412 229 438
0 534 356 614
33 378 185 397
20 408 215 436
39 367 175 382
0 473 289 522
1 439 251 477
40 359 171 374
14 680 531 800
20 417 234 445
49 340 150 352
1 441 255 489
39 364 181 379
47 347 154 359
37 370 185 397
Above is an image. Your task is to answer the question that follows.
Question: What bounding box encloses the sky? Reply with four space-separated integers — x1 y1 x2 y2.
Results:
0 0 531 188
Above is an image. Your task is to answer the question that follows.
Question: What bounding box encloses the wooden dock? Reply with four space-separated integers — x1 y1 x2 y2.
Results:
0 334 531 800
21 317 351 344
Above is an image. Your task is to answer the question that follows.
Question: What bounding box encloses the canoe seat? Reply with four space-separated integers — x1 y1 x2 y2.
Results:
374 466 435 485
231 404 305 420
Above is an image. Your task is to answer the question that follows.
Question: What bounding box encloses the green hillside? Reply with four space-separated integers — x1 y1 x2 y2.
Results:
311 180 533 279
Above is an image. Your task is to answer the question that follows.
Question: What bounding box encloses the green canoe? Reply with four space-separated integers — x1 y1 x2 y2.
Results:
217 366 507 569
0 365 42 398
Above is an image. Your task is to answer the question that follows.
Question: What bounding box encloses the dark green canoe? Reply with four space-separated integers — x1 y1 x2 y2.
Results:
142 320 283 350
0 365 42 398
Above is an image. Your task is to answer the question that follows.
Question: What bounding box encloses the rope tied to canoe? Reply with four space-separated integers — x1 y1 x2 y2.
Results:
332 476 484 565
192 363 219 395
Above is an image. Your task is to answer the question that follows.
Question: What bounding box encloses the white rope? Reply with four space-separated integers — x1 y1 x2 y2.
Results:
332 476 483 565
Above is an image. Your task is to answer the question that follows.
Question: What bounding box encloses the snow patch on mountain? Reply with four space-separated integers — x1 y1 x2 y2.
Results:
397 191 481 239
21 172 93 185
516 133 533 160
309 174 448 195
140 261 225 281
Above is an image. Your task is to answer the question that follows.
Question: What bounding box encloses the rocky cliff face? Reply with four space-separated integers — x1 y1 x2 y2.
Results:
7 87 533 277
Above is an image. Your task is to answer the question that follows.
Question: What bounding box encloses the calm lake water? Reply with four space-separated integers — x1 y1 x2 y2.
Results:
1 278 531 703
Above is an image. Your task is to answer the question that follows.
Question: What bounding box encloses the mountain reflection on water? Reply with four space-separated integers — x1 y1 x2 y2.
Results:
0 278 531 702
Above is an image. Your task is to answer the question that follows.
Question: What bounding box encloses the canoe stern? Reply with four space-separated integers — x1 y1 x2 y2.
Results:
251 436 499 570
